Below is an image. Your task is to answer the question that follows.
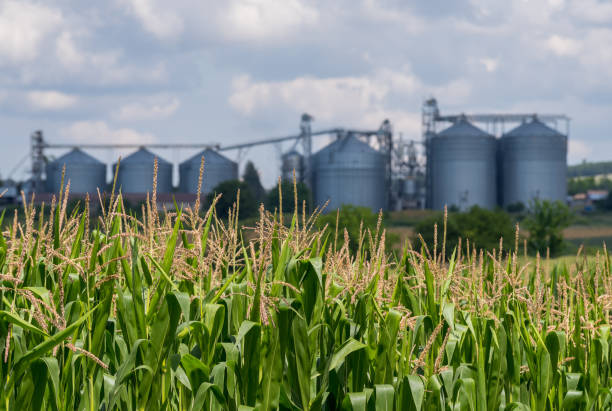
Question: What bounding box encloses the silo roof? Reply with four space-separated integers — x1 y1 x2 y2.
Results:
51 148 104 165
317 134 380 156
121 148 171 165
183 149 235 166
505 118 564 137
283 150 301 156
437 117 491 138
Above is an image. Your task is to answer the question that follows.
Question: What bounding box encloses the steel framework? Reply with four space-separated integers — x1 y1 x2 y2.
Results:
29 116 389 194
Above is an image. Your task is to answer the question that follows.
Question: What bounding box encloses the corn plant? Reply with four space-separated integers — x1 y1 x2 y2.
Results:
0 166 611 410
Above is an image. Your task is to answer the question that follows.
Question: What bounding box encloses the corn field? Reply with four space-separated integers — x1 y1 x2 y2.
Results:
1 175 612 410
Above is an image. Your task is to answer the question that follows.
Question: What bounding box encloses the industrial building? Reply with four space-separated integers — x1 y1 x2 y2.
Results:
114 148 173 194
46 148 106 194
179 149 238 195
500 118 567 208
422 99 569 211
429 117 497 210
21 98 569 213
313 134 387 212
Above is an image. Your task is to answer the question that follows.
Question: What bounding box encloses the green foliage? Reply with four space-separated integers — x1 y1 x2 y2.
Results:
265 179 311 214
415 206 516 252
242 161 266 203
316 205 399 254
523 199 573 256
598 191 612 211
206 179 257 219
506 202 526 213
568 160 612 178
0 188 611 410
568 176 612 195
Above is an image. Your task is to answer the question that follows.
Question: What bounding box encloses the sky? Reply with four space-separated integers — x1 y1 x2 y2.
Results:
1 0 611 188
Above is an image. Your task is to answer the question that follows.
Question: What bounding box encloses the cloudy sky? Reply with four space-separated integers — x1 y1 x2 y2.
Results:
1 0 611 187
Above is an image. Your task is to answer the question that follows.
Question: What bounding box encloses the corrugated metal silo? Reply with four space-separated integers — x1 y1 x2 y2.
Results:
430 117 497 210
314 135 387 212
179 149 238 194
114 148 173 194
45 148 106 194
281 150 303 181
501 117 567 207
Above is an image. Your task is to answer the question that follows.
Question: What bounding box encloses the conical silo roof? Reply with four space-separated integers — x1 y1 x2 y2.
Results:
438 117 491 138
316 134 380 156
182 148 235 166
504 118 564 137
52 148 104 165
121 147 171 165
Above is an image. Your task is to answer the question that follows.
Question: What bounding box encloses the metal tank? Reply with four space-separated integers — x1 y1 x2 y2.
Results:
114 148 173 194
45 148 106 194
500 117 567 207
429 117 497 210
281 150 303 182
314 135 387 212
179 149 238 194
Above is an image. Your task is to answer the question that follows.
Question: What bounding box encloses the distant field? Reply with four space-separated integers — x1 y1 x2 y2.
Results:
387 209 612 254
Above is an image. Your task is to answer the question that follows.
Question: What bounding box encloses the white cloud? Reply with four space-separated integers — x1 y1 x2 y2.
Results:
119 0 183 40
27 91 78 110
219 0 318 41
546 34 581 56
55 31 85 68
568 0 612 24
114 97 180 121
479 57 499 72
0 1 62 63
229 70 467 132
61 121 156 145
230 73 391 122
568 139 591 163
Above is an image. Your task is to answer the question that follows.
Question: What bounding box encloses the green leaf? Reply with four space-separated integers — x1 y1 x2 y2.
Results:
292 316 312 410
329 338 367 372
9 305 95 387
342 392 367 411
30 360 48 411
0 311 48 337
374 384 394 411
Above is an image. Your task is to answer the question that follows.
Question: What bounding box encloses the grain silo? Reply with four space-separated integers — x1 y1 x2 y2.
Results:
500 117 567 207
114 148 173 194
179 149 238 194
281 150 303 182
429 117 497 210
45 148 106 194
314 135 386 212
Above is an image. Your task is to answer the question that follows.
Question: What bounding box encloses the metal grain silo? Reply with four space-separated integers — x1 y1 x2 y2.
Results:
45 148 106 194
179 149 238 194
114 148 173 194
281 150 303 181
430 117 497 210
501 117 567 207
314 135 387 212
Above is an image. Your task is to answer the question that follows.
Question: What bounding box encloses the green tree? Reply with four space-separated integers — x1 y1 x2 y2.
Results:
242 161 266 204
523 199 573 256
207 180 257 219
415 206 516 253
266 180 312 215
598 191 612 211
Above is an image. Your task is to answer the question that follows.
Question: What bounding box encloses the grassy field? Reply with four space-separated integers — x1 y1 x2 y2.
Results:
0 174 612 410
